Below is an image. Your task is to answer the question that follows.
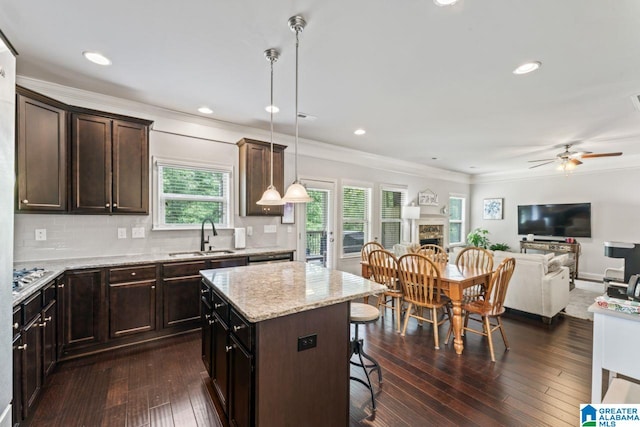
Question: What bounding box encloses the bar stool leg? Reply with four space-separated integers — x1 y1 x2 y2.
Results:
349 323 383 411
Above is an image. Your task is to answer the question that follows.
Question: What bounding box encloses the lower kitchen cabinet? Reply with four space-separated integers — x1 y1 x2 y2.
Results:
63 269 103 352
42 294 57 377
108 265 157 338
229 334 253 427
163 261 208 328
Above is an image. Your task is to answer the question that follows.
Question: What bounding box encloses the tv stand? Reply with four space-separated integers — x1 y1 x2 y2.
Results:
520 240 580 286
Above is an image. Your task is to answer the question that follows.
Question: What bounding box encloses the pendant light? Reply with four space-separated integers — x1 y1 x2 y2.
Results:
257 48 285 206
282 15 312 203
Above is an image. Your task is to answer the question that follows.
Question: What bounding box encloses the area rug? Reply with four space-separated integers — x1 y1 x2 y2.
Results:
563 279 605 321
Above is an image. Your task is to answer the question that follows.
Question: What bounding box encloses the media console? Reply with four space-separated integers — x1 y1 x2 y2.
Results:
520 240 580 286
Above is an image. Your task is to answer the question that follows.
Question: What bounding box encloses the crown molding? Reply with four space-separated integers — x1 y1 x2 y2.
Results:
17 76 471 184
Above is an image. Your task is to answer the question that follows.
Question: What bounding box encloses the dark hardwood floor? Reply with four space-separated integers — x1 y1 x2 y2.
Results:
24 312 592 427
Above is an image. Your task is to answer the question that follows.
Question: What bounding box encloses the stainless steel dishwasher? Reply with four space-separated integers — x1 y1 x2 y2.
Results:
247 252 294 264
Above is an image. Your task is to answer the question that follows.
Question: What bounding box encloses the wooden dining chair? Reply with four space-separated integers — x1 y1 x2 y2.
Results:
462 257 516 362
397 253 452 349
417 244 448 263
368 249 403 333
361 241 384 304
455 247 494 303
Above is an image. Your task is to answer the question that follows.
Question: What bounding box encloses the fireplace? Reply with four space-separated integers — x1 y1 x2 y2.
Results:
412 218 446 248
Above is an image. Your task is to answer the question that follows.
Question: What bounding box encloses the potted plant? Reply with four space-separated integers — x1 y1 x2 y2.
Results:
467 228 490 249
489 242 510 251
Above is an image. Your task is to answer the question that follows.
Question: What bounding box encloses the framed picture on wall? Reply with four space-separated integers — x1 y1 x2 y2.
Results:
281 202 295 224
483 198 503 220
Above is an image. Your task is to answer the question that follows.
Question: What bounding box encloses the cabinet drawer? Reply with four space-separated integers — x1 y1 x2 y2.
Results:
163 261 207 279
230 308 253 352
211 289 229 324
22 291 42 324
109 265 156 284
42 280 56 307
210 257 248 269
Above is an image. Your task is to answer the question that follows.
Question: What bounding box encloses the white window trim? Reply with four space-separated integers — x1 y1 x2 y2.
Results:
448 193 466 247
380 184 408 248
152 156 235 231
340 180 373 259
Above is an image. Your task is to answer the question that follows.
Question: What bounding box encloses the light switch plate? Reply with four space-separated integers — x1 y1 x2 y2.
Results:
35 229 47 241
117 228 127 239
131 227 145 239
264 224 277 234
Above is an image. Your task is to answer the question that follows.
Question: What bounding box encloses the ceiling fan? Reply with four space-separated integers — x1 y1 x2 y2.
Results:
528 144 623 170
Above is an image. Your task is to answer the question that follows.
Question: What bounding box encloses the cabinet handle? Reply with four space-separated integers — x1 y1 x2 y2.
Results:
225 344 235 353
22 199 28 204
13 322 19 330
233 324 246 332
44 316 52 322
58 283 65 288
105 203 110 208
131 272 136 276
39 322 47 327
214 302 225 309
17 344 27 351
151 285 155 289
209 319 217 325
113 203 118 208
201 289 209 295
205 314 212 320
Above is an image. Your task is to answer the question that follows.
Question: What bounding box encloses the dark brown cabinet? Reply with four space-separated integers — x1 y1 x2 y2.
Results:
62 269 103 352
22 301 42 419
41 282 57 378
72 112 150 214
108 265 157 338
16 87 68 212
237 138 286 216
12 306 23 426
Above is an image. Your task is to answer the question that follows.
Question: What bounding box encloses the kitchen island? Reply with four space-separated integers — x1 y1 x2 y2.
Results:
200 261 385 427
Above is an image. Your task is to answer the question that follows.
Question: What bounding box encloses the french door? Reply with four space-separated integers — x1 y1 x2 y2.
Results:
296 179 336 269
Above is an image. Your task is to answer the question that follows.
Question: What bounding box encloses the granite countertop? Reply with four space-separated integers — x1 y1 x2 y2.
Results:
12 247 294 306
200 261 386 323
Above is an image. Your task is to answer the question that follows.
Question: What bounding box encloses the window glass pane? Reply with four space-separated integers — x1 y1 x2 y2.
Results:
449 223 461 245
306 190 327 231
165 200 224 224
450 197 462 221
343 187 366 220
343 223 365 254
381 222 400 248
381 190 402 219
162 167 225 197
342 186 369 255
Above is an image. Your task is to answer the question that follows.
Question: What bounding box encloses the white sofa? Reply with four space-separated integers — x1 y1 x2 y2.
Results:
492 250 570 321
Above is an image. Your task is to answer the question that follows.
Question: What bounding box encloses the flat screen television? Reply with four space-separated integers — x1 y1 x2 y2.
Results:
517 203 591 238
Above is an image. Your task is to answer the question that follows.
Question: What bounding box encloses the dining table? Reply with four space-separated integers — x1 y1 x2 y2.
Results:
361 261 492 355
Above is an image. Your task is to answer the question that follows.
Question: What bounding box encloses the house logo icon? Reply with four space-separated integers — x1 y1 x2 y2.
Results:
581 404 597 426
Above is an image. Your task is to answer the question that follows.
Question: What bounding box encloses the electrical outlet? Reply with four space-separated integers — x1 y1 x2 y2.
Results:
117 228 127 239
131 227 145 239
35 229 47 241
246 226 253 236
297 334 317 352
264 224 277 234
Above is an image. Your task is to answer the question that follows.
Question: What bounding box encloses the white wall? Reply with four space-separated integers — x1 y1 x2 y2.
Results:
0 39 16 427
13 78 471 270
470 168 640 280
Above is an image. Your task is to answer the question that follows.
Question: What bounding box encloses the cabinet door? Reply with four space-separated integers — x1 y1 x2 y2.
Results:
238 139 286 216
16 91 67 211
108 280 156 338
162 276 201 328
112 120 149 213
12 334 24 425
212 315 230 414
244 143 268 216
71 113 112 212
63 269 103 349
56 275 66 359
23 315 42 419
201 293 214 377
42 302 57 378
229 336 253 427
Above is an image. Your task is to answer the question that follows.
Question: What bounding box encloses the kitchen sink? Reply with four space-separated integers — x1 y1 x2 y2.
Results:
168 250 235 258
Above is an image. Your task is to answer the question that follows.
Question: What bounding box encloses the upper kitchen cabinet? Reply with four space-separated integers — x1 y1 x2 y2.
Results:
237 138 286 216
16 86 68 212
71 109 152 214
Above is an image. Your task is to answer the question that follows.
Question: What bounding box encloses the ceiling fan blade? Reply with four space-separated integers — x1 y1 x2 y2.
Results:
569 158 583 166
529 160 556 169
527 158 556 163
581 152 623 158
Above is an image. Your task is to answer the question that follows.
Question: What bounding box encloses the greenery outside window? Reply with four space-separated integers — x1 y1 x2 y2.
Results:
155 159 232 229
342 185 371 256
449 195 465 245
380 187 407 248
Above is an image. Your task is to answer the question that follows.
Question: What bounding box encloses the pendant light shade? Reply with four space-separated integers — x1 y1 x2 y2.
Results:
282 15 312 204
257 48 285 206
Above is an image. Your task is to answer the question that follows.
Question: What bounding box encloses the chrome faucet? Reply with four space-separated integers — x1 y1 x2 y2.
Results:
200 218 218 251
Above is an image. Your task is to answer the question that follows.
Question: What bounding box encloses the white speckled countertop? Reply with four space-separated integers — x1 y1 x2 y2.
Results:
200 261 386 323
12 247 294 306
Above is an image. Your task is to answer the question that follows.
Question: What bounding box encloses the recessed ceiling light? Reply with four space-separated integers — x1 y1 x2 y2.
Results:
354 129 366 136
513 61 541 75
198 106 213 114
265 105 279 113
434 0 458 6
82 51 111 66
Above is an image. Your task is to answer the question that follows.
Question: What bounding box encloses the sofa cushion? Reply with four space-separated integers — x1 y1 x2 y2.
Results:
548 253 570 272
493 250 551 274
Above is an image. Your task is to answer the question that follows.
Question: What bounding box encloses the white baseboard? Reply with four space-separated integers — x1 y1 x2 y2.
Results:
578 272 604 282
0 403 11 427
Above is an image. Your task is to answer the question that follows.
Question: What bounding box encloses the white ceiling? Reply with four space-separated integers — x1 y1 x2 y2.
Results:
2 0 640 175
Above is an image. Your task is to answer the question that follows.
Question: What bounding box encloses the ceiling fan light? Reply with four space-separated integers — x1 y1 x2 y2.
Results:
282 182 312 203
257 186 285 205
